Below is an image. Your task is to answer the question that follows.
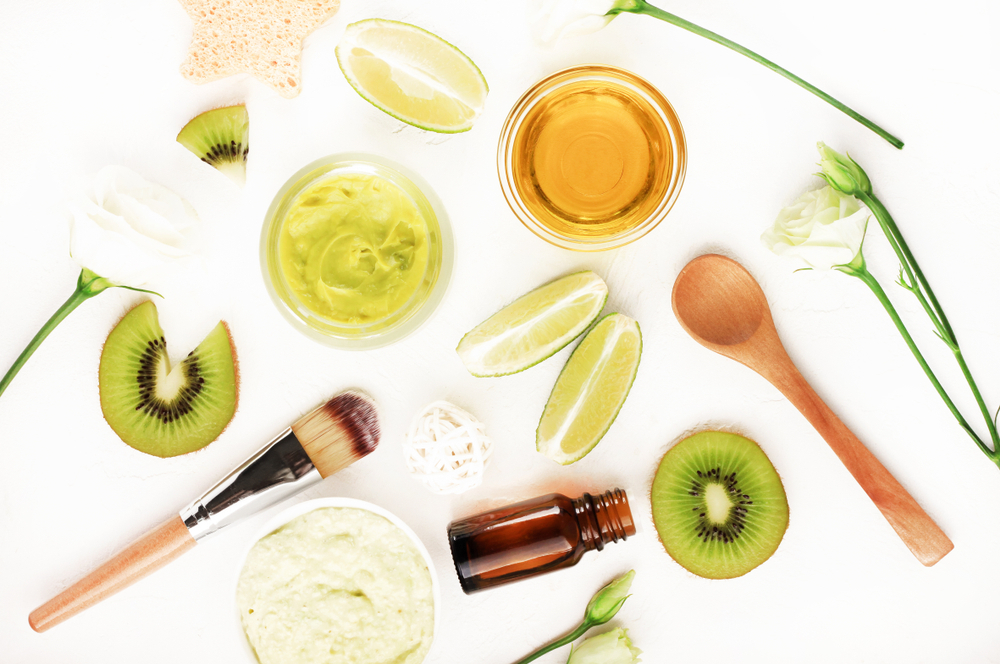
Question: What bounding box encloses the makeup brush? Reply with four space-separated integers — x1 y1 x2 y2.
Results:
29 390 380 633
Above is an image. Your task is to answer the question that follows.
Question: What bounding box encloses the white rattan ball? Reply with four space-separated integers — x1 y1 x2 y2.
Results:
403 400 493 495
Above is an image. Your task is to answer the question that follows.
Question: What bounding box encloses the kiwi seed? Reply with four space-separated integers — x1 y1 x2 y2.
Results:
99 301 239 458
176 104 249 186
651 430 789 579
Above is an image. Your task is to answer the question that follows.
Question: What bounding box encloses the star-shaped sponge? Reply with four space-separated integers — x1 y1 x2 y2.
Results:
179 0 340 98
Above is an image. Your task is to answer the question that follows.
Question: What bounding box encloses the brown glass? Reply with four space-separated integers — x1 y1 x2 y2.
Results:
448 488 636 594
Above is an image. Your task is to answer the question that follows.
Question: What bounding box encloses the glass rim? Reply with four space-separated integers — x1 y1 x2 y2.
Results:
259 152 453 350
497 64 687 252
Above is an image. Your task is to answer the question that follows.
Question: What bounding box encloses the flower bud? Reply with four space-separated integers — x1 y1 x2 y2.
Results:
584 569 634 626
817 142 872 196
567 628 642 664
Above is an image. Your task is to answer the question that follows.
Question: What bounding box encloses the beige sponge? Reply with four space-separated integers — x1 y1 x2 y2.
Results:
179 0 340 98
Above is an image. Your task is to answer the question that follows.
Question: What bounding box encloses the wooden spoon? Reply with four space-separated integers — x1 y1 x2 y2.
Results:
671 254 953 566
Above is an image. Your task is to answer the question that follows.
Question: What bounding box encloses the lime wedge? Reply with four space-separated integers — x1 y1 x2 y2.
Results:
457 271 608 377
336 18 489 133
536 313 642 465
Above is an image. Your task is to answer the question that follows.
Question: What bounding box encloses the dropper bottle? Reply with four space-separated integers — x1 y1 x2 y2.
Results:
447 488 636 593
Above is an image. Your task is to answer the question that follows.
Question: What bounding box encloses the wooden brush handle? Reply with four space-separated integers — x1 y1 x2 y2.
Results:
770 361 954 566
29 515 195 632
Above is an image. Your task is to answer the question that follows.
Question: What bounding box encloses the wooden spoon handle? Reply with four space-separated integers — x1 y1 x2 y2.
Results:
29 515 195 632
771 363 953 565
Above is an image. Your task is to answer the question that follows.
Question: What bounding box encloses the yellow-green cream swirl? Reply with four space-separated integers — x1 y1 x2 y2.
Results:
279 173 429 325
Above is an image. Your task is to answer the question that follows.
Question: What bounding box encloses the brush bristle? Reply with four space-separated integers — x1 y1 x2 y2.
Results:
290 390 380 478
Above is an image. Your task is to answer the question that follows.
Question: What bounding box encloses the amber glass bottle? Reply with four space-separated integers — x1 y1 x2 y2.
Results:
448 488 636 593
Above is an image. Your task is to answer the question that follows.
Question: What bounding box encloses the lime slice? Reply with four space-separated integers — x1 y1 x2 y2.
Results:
336 19 489 133
536 313 642 465
457 271 608 377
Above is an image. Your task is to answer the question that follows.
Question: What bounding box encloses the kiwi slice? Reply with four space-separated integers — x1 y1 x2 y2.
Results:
176 105 249 186
99 301 239 458
651 431 789 579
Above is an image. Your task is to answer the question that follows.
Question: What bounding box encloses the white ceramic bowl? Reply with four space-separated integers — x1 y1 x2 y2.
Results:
233 497 441 664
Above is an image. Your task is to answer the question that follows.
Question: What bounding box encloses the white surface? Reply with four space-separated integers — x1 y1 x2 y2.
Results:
2 1 999 663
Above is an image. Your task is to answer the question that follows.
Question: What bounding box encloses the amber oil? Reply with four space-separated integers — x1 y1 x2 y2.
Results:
510 70 673 241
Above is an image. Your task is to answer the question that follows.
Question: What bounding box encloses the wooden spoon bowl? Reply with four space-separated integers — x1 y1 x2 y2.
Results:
672 253 768 348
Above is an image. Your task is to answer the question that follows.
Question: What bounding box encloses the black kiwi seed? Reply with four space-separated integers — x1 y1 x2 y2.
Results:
133 340 206 423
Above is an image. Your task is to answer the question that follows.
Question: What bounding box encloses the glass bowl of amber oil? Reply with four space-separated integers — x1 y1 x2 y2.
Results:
498 65 686 252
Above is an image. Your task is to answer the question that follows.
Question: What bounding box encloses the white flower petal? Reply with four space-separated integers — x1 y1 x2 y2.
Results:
111 193 189 245
70 205 162 285
534 0 617 44
69 166 198 287
568 629 641 664
761 186 869 271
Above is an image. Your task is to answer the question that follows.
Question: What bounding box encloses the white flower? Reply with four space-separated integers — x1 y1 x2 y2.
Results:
533 0 620 44
568 628 641 664
761 185 869 271
69 166 198 287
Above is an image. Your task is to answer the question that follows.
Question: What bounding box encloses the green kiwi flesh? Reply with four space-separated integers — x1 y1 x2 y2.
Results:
176 105 248 186
99 301 239 458
651 431 789 579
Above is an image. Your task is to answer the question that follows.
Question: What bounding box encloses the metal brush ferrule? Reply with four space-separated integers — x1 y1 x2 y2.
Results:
180 428 321 541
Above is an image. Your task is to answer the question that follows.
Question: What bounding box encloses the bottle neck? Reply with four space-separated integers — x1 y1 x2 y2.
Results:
573 488 636 552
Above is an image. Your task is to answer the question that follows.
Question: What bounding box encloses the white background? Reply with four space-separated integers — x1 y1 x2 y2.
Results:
2 0 1000 662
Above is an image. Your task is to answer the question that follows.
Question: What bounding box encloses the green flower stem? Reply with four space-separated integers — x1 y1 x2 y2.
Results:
0 283 93 399
859 193 947 334
839 261 997 463
0 268 159 401
858 192 1000 449
613 0 904 149
512 621 592 664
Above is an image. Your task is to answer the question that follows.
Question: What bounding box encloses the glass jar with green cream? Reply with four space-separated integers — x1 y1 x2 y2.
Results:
261 154 452 349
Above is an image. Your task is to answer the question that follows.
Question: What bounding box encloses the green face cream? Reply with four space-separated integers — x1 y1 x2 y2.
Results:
278 172 430 325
